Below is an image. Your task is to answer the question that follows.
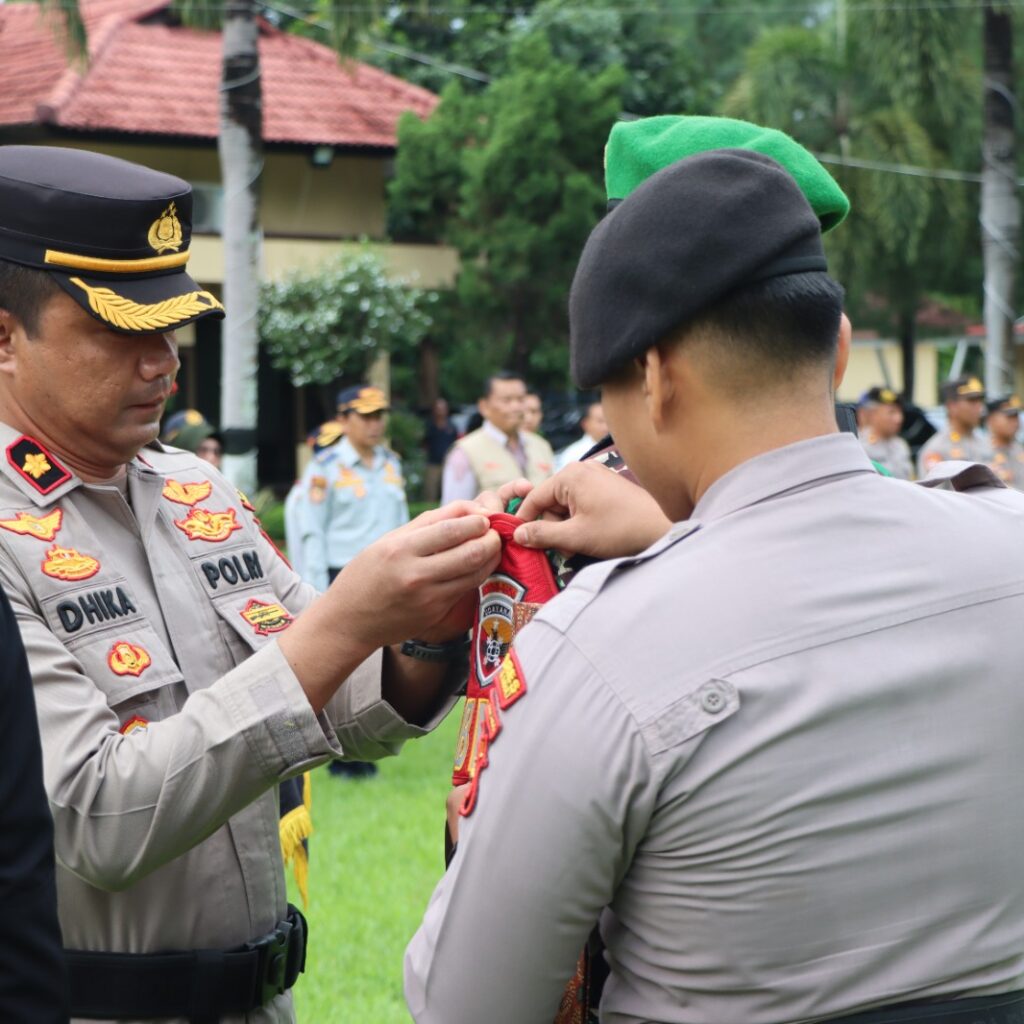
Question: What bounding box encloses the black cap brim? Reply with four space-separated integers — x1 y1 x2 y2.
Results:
51 268 224 335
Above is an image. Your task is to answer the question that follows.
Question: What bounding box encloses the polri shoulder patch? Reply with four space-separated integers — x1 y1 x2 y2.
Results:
5 436 72 495
119 714 150 735
0 508 63 541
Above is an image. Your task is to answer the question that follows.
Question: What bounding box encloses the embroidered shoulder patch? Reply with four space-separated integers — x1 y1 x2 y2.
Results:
41 544 100 581
162 479 213 506
459 650 527 818
119 714 150 735
108 641 152 677
174 507 242 543
0 508 63 541
240 599 294 636
5 436 72 495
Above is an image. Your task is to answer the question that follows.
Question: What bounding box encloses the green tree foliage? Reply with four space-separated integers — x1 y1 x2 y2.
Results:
722 3 982 393
388 31 623 393
259 246 437 387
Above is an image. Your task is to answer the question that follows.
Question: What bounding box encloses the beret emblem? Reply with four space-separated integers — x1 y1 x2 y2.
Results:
147 202 183 254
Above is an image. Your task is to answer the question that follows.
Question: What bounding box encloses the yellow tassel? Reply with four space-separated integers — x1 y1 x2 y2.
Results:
280 772 313 908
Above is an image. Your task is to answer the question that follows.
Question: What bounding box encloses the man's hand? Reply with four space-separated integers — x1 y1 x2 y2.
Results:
332 502 501 649
280 502 501 713
474 478 535 515
512 462 671 559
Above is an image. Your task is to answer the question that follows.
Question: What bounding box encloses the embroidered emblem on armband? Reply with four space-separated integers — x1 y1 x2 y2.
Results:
108 642 152 678
240 599 294 636
119 715 150 735
162 479 213 506
41 544 100 581
5 436 72 495
0 508 63 541
476 574 525 686
173 507 242 543
459 650 527 818
308 476 327 504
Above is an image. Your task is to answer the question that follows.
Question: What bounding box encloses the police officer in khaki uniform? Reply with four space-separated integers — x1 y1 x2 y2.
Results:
858 386 913 479
917 375 992 476
406 152 1024 1022
0 146 501 1023
985 394 1024 489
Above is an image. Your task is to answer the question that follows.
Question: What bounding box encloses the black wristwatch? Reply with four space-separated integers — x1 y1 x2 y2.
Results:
399 635 472 663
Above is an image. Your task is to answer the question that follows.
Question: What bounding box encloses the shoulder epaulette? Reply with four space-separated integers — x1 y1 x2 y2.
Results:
5 435 72 496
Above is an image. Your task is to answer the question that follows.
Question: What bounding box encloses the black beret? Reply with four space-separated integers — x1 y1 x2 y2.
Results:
569 149 828 389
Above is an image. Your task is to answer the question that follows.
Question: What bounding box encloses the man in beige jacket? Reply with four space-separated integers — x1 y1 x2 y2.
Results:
441 371 553 503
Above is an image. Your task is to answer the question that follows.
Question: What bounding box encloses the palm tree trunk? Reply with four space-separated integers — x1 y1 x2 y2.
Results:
981 3 1018 396
218 0 262 493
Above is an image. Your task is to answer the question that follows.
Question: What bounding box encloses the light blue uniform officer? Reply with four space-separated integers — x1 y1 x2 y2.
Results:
298 386 409 592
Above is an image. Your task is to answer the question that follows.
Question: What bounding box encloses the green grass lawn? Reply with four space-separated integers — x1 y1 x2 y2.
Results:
287 706 461 1023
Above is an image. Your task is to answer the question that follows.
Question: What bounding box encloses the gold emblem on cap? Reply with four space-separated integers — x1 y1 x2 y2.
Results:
957 377 984 396
880 388 897 403
147 202 184 255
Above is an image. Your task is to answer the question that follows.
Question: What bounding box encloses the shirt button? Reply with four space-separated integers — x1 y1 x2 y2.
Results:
699 681 728 714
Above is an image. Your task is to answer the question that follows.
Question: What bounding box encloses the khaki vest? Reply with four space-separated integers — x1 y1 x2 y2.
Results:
456 428 554 494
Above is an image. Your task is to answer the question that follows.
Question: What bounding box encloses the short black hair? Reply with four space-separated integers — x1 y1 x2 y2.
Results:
687 271 845 373
481 371 525 399
0 259 60 337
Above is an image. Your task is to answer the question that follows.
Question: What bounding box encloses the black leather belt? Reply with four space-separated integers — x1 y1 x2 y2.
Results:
824 989 1024 1024
66 904 307 1023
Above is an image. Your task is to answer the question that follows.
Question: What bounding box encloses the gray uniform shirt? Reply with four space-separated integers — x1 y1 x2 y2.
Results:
989 439 1024 490
860 431 913 480
917 426 992 478
406 433 1024 1024
0 423 454 1024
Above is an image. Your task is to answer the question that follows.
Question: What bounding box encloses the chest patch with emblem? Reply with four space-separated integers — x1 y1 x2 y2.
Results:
41 544 100 581
108 641 152 677
0 508 63 541
239 598 294 636
174 507 242 543
162 479 213 506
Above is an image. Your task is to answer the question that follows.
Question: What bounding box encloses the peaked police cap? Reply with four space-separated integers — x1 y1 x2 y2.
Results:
0 146 224 334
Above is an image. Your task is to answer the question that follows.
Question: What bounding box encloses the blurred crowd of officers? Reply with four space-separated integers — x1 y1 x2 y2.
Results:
857 375 1024 488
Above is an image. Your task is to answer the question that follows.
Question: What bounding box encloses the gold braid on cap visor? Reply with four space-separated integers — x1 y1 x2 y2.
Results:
69 277 223 332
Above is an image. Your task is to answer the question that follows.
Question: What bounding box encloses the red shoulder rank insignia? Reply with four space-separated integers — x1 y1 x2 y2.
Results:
108 642 152 678
240 598 294 636
119 714 150 735
163 479 213 507
5 436 72 495
0 508 63 541
173 507 242 543
41 544 100 581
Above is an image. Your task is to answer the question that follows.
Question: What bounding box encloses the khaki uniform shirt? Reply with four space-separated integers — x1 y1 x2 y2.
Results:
988 439 1024 490
917 426 992 477
860 431 913 480
0 423 452 1024
406 434 1024 1024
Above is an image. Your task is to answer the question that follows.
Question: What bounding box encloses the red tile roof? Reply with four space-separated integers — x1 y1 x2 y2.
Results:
0 0 437 148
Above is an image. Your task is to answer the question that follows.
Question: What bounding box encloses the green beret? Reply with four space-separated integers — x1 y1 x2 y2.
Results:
605 115 850 233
